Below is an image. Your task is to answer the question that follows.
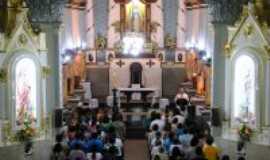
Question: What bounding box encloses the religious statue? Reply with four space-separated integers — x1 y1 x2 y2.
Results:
125 0 146 33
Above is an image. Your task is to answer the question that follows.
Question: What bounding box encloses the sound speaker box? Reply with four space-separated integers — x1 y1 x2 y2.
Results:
55 109 63 128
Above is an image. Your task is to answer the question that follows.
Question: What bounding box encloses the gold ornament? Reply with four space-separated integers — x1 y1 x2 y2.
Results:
95 35 107 50
42 66 51 78
0 68 7 83
18 34 27 46
164 34 176 49
224 43 234 57
244 24 253 37
264 45 270 58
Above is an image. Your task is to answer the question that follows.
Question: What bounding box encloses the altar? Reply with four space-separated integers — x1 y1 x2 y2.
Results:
118 87 158 103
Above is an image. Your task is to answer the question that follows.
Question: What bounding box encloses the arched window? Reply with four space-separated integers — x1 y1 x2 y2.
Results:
14 57 38 127
233 55 256 127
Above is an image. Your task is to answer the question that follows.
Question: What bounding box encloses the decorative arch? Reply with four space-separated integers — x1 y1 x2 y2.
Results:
130 62 143 86
5 50 42 129
229 47 264 129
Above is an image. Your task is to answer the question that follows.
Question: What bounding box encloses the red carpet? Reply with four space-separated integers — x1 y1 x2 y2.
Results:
124 140 149 160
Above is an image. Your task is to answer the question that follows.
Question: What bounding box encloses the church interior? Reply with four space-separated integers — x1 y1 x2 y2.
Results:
0 0 270 160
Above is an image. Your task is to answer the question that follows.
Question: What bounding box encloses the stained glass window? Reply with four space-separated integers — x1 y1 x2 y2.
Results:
233 55 256 127
15 58 37 127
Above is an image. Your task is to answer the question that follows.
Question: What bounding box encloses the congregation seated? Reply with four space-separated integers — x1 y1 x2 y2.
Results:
147 102 221 160
51 107 126 160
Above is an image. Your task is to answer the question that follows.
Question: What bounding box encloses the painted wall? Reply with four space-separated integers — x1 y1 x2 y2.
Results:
151 0 164 48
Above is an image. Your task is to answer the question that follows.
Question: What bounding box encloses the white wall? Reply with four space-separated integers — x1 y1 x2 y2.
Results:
185 6 214 58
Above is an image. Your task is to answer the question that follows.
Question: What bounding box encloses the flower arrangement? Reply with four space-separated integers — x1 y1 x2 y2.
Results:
238 123 253 142
15 115 36 142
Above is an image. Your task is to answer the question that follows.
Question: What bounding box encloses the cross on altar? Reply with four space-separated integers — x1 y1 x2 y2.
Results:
116 59 125 67
146 59 155 68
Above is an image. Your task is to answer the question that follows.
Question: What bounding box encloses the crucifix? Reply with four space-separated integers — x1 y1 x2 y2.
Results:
146 59 155 68
116 59 125 67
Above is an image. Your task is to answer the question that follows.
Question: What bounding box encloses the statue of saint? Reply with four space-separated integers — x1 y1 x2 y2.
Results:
126 0 145 33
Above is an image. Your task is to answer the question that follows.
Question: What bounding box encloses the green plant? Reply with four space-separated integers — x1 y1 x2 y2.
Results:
15 114 36 142
238 123 253 142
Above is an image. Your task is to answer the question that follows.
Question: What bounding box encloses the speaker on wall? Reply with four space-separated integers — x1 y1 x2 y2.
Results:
55 109 63 128
211 108 221 127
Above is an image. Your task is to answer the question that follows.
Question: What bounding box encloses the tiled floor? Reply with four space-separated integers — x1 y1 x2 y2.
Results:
124 140 149 160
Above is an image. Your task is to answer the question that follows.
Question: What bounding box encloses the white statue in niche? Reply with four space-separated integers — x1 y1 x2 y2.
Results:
131 4 141 32
233 55 256 127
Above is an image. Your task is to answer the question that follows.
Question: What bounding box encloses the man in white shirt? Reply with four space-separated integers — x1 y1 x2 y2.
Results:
150 113 165 131
174 87 189 102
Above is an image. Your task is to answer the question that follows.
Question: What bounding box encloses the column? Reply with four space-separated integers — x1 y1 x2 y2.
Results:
42 24 62 113
265 61 270 126
94 0 108 62
177 0 186 48
211 23 227 113
211 23 228 138
86 0 96 49
163 0 178 61
211 23 228 113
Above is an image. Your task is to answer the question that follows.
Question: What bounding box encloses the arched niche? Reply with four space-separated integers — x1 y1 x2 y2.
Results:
229 48 265 129
130 62 143 87
232 54 257 127
5 50 42 129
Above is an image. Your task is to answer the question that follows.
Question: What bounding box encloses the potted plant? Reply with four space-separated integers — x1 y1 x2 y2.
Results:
238 123 253 142
15 114 37 156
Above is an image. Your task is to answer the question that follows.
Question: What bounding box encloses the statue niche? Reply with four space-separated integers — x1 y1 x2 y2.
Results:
125 0 146 33
117 0 153 39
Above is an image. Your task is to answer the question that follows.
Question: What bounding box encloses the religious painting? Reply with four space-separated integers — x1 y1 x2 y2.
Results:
125 0 146 33
233 55 256 127
15 58 37 127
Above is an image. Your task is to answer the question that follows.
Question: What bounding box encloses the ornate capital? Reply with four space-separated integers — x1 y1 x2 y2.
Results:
207 0 249 25
25 0 67 26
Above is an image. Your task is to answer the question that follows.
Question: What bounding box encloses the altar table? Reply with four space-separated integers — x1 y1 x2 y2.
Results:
117 88 157 103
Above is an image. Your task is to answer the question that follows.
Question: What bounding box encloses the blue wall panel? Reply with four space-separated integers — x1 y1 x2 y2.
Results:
94 0 108 62
163 0 179 61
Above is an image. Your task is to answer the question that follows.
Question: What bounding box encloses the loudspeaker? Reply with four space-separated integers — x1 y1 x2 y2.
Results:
211 108 221 127
55 109 63 128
